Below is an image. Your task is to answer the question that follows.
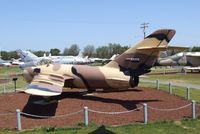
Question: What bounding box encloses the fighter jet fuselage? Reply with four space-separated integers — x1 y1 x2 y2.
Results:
23 29 176 97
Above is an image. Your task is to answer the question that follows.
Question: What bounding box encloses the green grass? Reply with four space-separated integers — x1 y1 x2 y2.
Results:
139 67 200 102
0 66 22 75
0 66 26 92
139 81 200 103
1 118 200 134
143 73 200 85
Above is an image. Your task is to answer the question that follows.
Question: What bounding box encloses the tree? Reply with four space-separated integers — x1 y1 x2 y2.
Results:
63 44 80 56
50 48 61 56
0 51 9 60
0 51 19 60
96 46 109 58
33 50 47 57
191 46 200 52
63 48 69 56
108 43 129 57
96 43 129 58
83 45 95 57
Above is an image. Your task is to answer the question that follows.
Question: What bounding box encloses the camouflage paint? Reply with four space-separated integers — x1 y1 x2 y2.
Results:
23 29 176 96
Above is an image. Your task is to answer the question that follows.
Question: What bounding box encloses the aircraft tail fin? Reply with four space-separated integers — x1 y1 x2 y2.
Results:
110 54 119 60
77 51 83 57
105 29 176 76
16 49 39 62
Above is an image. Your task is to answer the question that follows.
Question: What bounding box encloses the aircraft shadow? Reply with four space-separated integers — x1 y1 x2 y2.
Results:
88 125 116 134
54 90 159 110
22 95 58 118
96 88 143 93
22 88 160 118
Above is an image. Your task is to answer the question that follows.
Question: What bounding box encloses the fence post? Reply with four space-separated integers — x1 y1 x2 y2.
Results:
16 109 22 131
163 67 166 75
143 103 148 124
84 106 88 126
169 82 172 94
156 80 159 90
3 83 6 93
186 87 190 100
192 100 196 119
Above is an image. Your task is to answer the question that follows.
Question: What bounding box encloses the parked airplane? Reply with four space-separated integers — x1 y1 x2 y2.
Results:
16 50 92 69
10 58 25 65
90 54 119 64
0 58 11 66
156 52 200 71
22 29 176 97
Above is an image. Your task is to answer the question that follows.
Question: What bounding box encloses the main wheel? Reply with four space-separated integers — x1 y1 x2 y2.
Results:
129 76 139 87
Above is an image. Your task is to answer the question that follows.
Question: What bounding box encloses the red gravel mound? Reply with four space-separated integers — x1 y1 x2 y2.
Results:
0 87 199 129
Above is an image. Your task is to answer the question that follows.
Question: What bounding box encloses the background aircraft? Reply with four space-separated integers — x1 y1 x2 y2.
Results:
156 52 200 72
10 58 25 65
16 50 92 69
0 58 11 66
22 29 176 97
89 54 119 64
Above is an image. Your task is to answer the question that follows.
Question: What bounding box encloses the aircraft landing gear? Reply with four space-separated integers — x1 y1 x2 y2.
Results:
87 88 95 93
81 88 96 96
129 76 139 87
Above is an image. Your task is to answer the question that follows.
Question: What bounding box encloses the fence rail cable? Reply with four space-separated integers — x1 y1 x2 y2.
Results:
0 112 14 116
88 106 143 115
20 110 82 119
148 103 192 111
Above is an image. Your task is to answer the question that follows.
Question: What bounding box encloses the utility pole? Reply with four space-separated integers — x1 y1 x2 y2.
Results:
140 23 149 39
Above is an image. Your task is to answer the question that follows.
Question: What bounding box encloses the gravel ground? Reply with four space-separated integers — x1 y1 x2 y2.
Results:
0 87 199 129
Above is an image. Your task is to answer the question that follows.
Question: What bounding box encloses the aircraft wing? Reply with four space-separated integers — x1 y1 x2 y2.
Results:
186 54 200 57
25 73 74 96
184 66 200 70
167 46 189 51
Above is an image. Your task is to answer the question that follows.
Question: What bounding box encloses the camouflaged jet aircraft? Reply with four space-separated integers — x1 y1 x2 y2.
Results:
23 29 176 97
155 52 200 72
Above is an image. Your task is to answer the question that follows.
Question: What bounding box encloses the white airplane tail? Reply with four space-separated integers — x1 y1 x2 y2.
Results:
16 49 39 62
77 51 83 57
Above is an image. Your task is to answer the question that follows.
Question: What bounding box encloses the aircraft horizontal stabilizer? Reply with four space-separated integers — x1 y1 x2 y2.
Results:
184 66 200 70
137 46 167 51
186 54 200 57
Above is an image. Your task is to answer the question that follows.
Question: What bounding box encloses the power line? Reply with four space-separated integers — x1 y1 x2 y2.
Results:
140 23 149 39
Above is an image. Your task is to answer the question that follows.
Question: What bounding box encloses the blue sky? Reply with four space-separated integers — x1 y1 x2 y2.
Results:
0 0 200 52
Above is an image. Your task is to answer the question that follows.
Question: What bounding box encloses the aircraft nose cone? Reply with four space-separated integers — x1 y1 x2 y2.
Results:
22 67 34 83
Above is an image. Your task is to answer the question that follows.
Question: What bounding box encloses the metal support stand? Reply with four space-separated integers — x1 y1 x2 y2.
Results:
169 82 172 94
143 103 148 124
192 100 196 119
84 106 88 126
186 87 190 100
156 80 159 90
16 109 22 131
